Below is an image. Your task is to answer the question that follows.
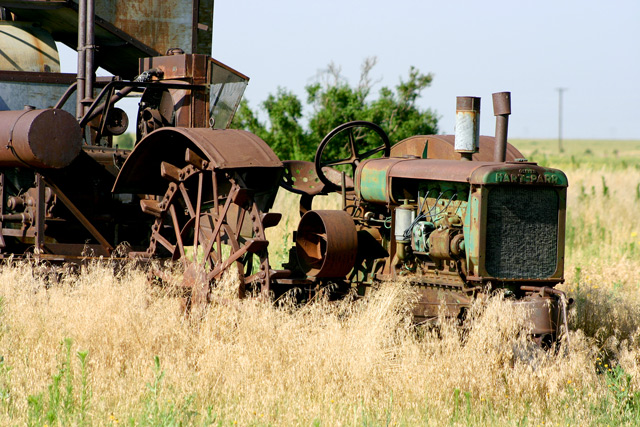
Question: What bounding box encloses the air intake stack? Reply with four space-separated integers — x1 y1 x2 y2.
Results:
455 96 481 161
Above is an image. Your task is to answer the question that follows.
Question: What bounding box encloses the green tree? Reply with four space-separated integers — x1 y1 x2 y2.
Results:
233 89 310 161
231 57 438 161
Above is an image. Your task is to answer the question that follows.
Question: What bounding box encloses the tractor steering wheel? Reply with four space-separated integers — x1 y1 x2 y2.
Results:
314 121 391 191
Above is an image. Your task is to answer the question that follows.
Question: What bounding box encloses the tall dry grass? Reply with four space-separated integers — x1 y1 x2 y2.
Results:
0 261 631 425
562 167 640 346
0 160 637 425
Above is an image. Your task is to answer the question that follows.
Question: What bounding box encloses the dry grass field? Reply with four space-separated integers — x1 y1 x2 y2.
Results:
0 139 638 425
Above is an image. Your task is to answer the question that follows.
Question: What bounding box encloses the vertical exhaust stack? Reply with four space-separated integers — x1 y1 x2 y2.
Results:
492 91 511 162
76 0 96 120
85 0 95 111
455 96 481 161
76 0 86 118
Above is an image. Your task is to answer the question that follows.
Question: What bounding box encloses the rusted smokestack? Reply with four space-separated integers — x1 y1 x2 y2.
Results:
76 0 86 118
455 96 481 161
492 92 511 162
84 0 95 110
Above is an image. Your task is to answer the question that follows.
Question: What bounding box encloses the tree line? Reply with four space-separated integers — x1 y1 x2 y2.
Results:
231 57 439 161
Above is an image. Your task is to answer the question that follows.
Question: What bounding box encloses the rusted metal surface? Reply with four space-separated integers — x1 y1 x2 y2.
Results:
296 210 358 278
0 72 113 118
517 296 559 336
281 160 354 197
358 158 567 188
1 0 213 78
0 21 60 72
0 108 81 168
411 287 473 323
99 0 213 59
113 127 283 195
492 92 511 162
390 134 524 162
139 156 277 303
140 54 210 81
0 72 77 117
137 54 249 131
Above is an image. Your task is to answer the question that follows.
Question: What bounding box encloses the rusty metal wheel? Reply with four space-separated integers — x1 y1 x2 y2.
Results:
140 150 273 309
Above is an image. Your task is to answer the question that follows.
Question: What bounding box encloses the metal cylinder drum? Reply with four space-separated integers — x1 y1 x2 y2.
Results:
394 204 415 243
296 210 358 278
0 108 82 168
0 22 60 73
455 96 481 156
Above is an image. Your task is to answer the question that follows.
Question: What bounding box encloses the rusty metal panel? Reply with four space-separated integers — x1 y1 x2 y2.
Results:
178 128 282 169
95 0 213 56
113 127 283 195
0 72 76 117
356 157 406 204
375 158 568 188
390 135 524 161
0 0 213 78
365 158 493 184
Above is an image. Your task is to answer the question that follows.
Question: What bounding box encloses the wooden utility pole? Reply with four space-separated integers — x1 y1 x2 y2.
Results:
556 88 567 153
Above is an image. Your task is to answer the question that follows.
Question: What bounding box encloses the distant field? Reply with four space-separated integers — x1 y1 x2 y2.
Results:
511 138 640 169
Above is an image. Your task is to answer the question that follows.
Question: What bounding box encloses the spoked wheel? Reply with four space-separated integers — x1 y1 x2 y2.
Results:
139 150 273 310
314 120 391 192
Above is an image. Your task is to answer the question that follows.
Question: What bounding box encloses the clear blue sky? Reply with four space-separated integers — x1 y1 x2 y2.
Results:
211 0 639 140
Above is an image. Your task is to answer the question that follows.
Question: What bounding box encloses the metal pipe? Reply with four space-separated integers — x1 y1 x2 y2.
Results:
76 0 86 119
454 96 481 161
0 213 31 222
341 171 346 211
492 92 511 162
84 0 95 110
86 86 135 123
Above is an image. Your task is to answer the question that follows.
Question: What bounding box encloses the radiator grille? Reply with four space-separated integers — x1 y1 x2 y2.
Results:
485 186 558 279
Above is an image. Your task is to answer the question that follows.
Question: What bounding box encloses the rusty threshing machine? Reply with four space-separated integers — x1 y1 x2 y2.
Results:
0 1 570 345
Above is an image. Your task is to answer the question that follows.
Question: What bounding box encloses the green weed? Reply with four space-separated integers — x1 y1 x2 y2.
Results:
594 362 640 424
0 355 12 417
601 176 609 197
26 339 91 426
134 356 200 426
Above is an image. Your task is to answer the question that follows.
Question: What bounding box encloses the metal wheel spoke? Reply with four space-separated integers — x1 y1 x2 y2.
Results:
178 182 195 217
359 144 386 159
235 204 246 237
201 214 219 264
169 205 185 259
348 130 359 158
200 184 239 265
154 232 175 254
212 173 222 263
323 158 355 167
207 244 251 281
192 172 204 256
